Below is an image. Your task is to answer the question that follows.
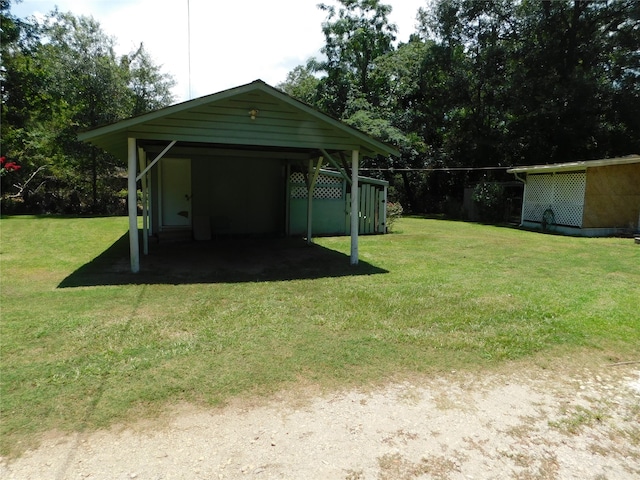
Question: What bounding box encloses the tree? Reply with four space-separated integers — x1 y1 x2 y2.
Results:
417 0 518 167
409 0 640 213
508 0 640 162
315 0 397 118
126 42 176 116
1 1 51 201
39 11 132 210
1 5 175 213
276 60 321 106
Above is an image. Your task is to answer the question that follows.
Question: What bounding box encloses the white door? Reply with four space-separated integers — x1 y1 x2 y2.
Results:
161 158 191 228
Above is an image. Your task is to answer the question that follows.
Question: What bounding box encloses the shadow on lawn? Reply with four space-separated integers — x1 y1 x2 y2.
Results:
58 232 388 287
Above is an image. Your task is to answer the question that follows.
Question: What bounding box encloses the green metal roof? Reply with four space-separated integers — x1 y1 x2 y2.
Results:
507 155 640 174
78 79 399 160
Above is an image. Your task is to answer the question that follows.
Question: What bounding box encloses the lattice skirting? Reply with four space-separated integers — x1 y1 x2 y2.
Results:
522 172 586 227
290 172 344 200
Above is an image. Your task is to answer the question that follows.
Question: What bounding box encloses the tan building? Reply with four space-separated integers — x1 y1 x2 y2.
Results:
508 155 640 236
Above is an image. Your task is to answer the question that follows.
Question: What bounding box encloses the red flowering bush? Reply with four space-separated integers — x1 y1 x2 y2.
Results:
0 156 21 176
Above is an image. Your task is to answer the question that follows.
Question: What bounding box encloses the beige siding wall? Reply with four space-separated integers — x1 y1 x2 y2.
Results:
583 163 640 229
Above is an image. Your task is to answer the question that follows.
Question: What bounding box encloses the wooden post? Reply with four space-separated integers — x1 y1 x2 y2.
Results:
307 159 314 244
350 150 359 265
382 184 388 233
306 157 322 244
128 138 140 273
138 148 149 255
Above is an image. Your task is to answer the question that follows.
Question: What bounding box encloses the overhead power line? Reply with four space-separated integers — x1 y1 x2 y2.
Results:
357 166 513 172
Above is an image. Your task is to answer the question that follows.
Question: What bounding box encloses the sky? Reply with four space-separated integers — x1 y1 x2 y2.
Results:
12 0 430 104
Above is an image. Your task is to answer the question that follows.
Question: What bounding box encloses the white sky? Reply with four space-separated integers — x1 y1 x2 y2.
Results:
12 0 429 104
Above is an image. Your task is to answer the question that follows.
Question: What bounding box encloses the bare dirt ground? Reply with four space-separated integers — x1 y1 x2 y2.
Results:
2 359 639 480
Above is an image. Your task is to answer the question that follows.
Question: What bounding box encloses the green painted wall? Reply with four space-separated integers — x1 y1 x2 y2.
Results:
148 156 388 238
289 199 347 236
191 156 286 236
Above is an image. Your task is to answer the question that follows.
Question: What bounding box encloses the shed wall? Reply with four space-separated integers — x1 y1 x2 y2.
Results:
289 172 348 235
522 172 586 227
288 172 387 236
583 163 640 229
191 156 286 236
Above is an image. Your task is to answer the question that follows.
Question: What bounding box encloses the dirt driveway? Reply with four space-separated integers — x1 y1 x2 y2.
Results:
2 358 639 480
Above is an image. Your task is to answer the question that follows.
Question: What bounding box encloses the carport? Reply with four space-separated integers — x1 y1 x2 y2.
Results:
79 80 398 272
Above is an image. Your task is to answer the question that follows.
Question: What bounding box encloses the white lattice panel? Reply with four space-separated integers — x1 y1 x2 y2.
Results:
290 173 343 199
319 174 343 185
314 185 343 199
524 174 555 204
523 174 552 224
291 186 308 199
523 172 586 227
290 172 305 183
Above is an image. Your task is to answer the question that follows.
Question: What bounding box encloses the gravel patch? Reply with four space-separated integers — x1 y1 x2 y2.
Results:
2 363 639 479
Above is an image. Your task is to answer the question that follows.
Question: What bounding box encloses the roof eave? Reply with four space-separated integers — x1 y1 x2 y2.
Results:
507 155 640 174
78 81 264 142
78 79 400 160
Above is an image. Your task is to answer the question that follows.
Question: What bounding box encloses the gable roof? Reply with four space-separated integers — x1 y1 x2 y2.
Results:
507 155 640 174
79 79 399 160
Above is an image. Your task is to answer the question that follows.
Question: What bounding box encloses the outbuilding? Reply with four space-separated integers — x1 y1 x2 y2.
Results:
79 80 398 272
508 155 640 236
288 168 388 236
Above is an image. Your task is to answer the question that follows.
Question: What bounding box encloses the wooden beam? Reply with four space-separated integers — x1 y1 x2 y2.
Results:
128 138 140 273
320 149 351 184
136 140 176 182
339 152 353 180
142 145 314 161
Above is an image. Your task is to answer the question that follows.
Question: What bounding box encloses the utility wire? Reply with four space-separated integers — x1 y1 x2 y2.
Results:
357 166 513 172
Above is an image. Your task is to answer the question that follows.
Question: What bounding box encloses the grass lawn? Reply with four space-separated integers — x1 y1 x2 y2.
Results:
1 215 639 457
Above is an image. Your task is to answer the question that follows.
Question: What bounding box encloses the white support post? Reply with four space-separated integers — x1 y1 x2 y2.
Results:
350 150 359 265
382 184 388 233
128 138 140 273
138 148 149 255
306 157 323 245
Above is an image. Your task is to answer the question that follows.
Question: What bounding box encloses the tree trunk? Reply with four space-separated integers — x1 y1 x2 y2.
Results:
91 149 97 212
400 171 416 213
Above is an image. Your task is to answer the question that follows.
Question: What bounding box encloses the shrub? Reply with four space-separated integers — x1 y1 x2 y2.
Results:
472 182 505 222
386 202 403 232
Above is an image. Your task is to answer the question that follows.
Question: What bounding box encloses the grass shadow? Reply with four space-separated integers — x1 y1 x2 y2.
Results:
58 232 388 287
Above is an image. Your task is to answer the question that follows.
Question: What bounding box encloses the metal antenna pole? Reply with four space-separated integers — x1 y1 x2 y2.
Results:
187 0 192 99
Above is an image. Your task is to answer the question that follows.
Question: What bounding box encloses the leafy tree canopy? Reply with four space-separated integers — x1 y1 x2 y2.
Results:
1 1 175 213
281 0 640 214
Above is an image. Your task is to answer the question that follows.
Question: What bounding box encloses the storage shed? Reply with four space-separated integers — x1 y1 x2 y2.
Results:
78 80 398 272
288 169 388 236
508 155 640 236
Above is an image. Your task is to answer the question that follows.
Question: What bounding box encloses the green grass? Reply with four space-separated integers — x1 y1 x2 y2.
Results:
1 215 639 456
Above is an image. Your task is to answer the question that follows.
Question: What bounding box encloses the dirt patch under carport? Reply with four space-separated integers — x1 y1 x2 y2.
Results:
58 236 387 288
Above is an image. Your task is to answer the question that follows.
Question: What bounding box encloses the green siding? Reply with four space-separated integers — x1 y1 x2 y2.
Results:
79 80 399 161
190 156 285 236
289 199 348 236
288 171 387 236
